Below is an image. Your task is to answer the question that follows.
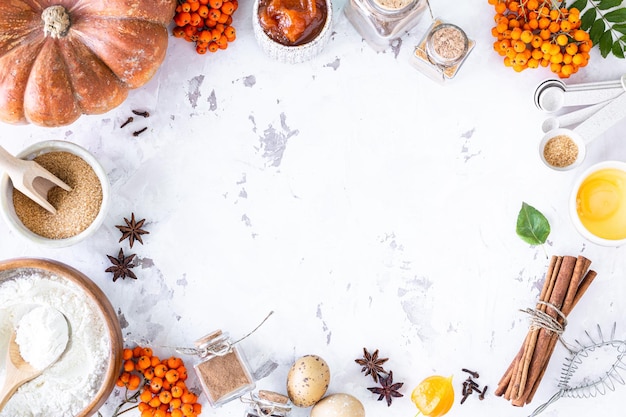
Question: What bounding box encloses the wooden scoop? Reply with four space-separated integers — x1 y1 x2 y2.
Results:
0 308 70 411
0 331 44 411
0 145 71 214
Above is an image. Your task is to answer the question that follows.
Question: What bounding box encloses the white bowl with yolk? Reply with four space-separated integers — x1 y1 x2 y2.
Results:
570 160 626 247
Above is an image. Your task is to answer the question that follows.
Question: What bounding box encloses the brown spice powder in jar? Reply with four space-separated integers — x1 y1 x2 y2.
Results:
430 25 467 62
12 151 102 239
543 134 579 167
196 351 254 403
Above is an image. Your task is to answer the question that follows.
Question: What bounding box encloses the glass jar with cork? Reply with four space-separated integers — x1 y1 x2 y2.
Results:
242 390 292 417
191 330 256 408
410 18 474 83
344 0 428 51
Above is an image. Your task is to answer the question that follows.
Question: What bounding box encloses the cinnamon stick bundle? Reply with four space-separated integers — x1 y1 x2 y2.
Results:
495 255 597 407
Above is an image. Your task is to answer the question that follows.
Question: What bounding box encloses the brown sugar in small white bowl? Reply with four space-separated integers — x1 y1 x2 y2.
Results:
252 0 334 63
0 140 110 247
0 258 123 416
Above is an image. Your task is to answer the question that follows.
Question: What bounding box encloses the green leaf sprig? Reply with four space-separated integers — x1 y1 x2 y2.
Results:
516 202 551 248
569 0 626 58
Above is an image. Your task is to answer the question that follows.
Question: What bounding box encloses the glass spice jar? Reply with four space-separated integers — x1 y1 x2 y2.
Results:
410 18 474 83
243 390 292 417
193 330 256 408
344 0 428 51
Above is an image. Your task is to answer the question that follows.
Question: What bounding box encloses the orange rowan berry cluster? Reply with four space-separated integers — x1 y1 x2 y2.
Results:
116 346 202 417
172 0 238 54
490 0 593 78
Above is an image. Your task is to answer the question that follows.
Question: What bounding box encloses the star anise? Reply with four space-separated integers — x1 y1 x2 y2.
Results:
115 213 149 248
367 371 404 406
355 347 389 383
105 248 137 282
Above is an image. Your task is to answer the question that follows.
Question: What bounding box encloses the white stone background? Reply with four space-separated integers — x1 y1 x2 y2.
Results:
2 0 626 416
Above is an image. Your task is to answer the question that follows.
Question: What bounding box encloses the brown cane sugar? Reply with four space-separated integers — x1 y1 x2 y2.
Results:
543 134 579 168
12 151 102 239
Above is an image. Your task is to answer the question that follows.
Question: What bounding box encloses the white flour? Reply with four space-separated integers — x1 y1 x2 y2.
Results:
15 306 69 370
0 270 111 417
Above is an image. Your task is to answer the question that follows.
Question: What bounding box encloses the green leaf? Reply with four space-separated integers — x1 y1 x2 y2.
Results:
600 30 614 57
569 0 587 11
614 23 626 34
597 0 622 10
516 202 550 246
581 8 597 30
589 19 606 45
605 8 626 22
612 40 625 58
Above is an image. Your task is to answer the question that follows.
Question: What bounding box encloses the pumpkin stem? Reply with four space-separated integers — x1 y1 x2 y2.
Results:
42 5 71 38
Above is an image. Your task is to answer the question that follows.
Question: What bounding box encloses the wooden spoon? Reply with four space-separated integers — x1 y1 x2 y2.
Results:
0 310 70 411
0 331 43 411
0 145 72 214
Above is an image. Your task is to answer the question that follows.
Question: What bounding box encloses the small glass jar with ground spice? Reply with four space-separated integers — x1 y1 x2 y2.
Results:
242 390 292 417
344 0 428 51
193 330 256 408
410 18 474 83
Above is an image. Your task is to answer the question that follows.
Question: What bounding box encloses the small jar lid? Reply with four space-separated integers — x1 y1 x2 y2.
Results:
368 0 417 14
426 23 469 66
194 330 232 358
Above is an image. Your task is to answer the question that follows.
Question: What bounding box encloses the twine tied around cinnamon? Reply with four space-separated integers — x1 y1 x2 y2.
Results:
520 301 575 353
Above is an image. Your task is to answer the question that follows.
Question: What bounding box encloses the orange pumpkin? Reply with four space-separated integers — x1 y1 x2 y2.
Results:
0 0 176 127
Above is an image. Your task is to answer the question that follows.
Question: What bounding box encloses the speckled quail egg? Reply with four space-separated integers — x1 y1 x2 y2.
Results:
286 354 330 407
310 393 365 417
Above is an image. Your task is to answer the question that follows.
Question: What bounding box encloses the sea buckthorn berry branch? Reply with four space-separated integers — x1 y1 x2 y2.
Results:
172 0 239 54
489 0 592 77
105 345 202 417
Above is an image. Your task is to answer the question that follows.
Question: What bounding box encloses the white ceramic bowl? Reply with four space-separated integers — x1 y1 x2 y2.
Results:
0 258 123 416
0 140 110 247
252 0 333 64
569 160 626 247
539 128 587 171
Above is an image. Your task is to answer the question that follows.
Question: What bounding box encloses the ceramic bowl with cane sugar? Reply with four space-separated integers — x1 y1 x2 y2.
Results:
0 140 110 247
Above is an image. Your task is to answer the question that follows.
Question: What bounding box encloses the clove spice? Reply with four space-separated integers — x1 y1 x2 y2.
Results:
132 110 150 118
460 368 487 404
120 117 134 128
133 127 148 137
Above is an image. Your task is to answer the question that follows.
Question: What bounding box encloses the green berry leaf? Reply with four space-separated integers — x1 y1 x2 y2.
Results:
580 7 597 30
570 0 588 11
516 202 550 246
600 30 614 57
605 7 626 22
589 16 606 45
614 23 626 34
611 38 625 57
598 0 622 10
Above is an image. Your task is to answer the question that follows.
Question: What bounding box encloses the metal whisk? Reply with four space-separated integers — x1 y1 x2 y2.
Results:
528 323 626 417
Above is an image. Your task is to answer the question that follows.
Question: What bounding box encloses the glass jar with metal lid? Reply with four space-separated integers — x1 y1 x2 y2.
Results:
344 0 428 51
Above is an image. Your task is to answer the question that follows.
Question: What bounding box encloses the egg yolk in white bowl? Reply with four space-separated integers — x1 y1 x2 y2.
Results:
576 167 626 240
